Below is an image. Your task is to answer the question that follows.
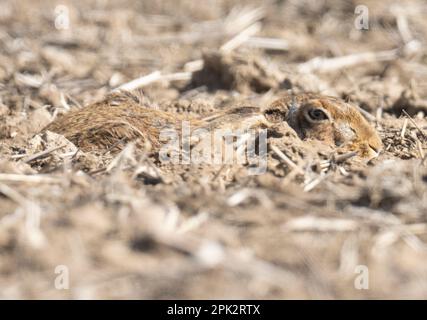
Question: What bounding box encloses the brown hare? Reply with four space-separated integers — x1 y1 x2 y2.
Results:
264 92 383 159
42 91 382 158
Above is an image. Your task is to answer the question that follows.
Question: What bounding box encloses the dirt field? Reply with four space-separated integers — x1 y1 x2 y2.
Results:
1 0 427 299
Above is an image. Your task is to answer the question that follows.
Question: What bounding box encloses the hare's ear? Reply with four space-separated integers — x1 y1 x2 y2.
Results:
263 99 289 123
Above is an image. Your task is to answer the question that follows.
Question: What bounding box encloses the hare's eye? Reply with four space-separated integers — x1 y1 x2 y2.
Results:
308 108 328 121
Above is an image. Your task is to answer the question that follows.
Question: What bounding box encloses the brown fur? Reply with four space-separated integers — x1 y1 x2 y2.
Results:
43 91 263 153
43 91 382 158
44 92 193 152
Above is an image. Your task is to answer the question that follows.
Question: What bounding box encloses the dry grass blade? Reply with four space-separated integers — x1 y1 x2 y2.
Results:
14 73 44 88
401 118 409 138
106 143 136 173
0 174 62 184
298 49 399 73
402 109 427 139
0 183 28 204
303 174 329 192
115 71 161 92
224 6 265 34
244 36 289 51
114 71 192 92
220 22 262 52
333 151 358 164
270 144 304 175
184 59 204 72
391 5 413 43
283 216 358 232
22 144 67 163
416 139 425 159
161 72 192 82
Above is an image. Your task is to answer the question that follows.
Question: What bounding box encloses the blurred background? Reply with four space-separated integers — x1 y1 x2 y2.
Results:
0 0 427 299
2 0 426 110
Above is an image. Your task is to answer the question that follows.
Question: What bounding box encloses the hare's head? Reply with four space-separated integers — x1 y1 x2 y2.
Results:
264 93 382 159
